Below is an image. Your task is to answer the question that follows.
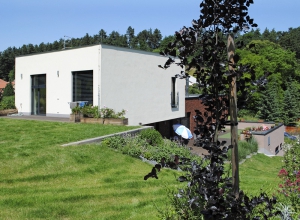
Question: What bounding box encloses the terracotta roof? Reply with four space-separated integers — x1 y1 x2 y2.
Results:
0 79 8 89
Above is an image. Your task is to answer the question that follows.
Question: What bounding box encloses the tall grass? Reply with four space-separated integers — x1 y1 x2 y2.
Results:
227 138 258 161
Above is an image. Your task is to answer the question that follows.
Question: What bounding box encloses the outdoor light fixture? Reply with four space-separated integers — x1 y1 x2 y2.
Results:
20 74 22 79
57 71 59 77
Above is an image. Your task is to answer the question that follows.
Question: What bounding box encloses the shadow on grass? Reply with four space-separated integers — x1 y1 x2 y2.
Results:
0 171 78 184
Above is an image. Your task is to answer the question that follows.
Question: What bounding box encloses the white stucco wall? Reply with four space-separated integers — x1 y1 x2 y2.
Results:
15 45 185 125
100 45 185 126
15 46 100 117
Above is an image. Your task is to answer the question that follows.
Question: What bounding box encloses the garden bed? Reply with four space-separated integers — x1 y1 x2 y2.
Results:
70 114 128 125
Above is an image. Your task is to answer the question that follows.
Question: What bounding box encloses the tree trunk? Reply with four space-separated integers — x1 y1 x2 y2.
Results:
227 34 239 197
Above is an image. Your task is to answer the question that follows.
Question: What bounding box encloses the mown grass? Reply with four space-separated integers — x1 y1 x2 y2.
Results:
239 154 283 195
218 129 243 139
0 118 183 219
0 118 284 219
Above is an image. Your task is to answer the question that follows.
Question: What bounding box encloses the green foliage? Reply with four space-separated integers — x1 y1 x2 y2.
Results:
8 69 14 82
104 133 201 167
257 82 282 121
71 105 126 119
278 27 300 60
100 106 126 119
277 143 300 215
188 84 202 94
282 82 300 125
81 105 100 118
2 82 14 96
71 105 81 114
237 109 255 118
227 138 258 162
0 96 15 110
237 39 300 116
139 129 163 146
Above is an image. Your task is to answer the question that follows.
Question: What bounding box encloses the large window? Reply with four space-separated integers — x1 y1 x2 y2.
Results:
72 70 93 105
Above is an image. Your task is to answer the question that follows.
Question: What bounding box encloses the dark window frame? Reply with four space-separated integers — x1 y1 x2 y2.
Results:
72 70 93 105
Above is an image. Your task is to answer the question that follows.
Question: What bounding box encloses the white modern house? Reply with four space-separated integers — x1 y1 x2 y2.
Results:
15 44 186 126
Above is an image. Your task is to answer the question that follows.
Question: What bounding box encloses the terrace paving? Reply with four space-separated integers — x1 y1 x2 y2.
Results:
187 131 231 157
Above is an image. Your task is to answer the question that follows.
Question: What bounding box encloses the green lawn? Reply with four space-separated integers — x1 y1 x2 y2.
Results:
0 118 284 219
219 129 243 139
0 118 183 219
239 154 282 194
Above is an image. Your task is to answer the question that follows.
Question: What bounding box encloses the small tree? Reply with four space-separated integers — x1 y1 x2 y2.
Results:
2 82 14 97
158 0 277 218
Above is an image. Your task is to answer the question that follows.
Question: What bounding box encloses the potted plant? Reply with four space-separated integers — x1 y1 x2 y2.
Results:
70 106 82 122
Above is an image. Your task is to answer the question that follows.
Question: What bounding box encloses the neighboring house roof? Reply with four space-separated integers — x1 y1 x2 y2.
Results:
0 79 8 89
0 79 15 93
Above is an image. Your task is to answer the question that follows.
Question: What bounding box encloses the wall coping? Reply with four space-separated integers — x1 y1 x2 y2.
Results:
61 126 153 147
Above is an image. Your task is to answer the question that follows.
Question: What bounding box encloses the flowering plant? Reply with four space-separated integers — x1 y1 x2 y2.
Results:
277 145 300 213
74 105 127 119
100 106 127 119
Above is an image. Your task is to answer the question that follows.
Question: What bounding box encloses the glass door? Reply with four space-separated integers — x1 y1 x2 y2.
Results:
31 75 46 115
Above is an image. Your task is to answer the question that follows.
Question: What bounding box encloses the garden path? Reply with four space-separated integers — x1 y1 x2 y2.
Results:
187 131 231 158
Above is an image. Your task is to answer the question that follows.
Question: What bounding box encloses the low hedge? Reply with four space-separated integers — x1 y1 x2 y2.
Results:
0 96 16 110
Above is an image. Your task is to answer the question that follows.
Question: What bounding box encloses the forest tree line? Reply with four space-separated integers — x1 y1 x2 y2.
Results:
1 26 300 124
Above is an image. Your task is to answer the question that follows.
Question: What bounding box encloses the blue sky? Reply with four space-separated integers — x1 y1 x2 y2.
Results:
1 0 300 52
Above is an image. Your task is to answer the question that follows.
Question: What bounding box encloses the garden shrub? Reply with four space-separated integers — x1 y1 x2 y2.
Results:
248 137 258 153
104 136 125 150
139 129 163 146
227 139 258 162
102 133 200 169
81 105 100 118
2 82 14 96
0 96 15 110
277 143 300 216
238 141 252 160
73 105 126 119
100 107 126 119
100 106 115 118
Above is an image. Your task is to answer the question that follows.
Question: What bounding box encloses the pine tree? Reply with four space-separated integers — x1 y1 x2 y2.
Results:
126 26 136 48
257 83 281 121
283 78 300 124
282 85 299 125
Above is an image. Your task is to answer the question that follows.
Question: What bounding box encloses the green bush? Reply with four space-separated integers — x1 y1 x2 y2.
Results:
248 138 259 152
2 82 14 97
0 96 15 110
74 105 126 119
239 145 251 160
81 105 100 118
227 139 258 162
237 109 255 118
102 133 201 168
139 129 163 146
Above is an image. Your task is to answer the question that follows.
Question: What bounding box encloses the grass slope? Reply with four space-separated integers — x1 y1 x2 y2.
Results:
0 118 183 219
0 118 284 219
239 154 282 195
1 144 183 219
